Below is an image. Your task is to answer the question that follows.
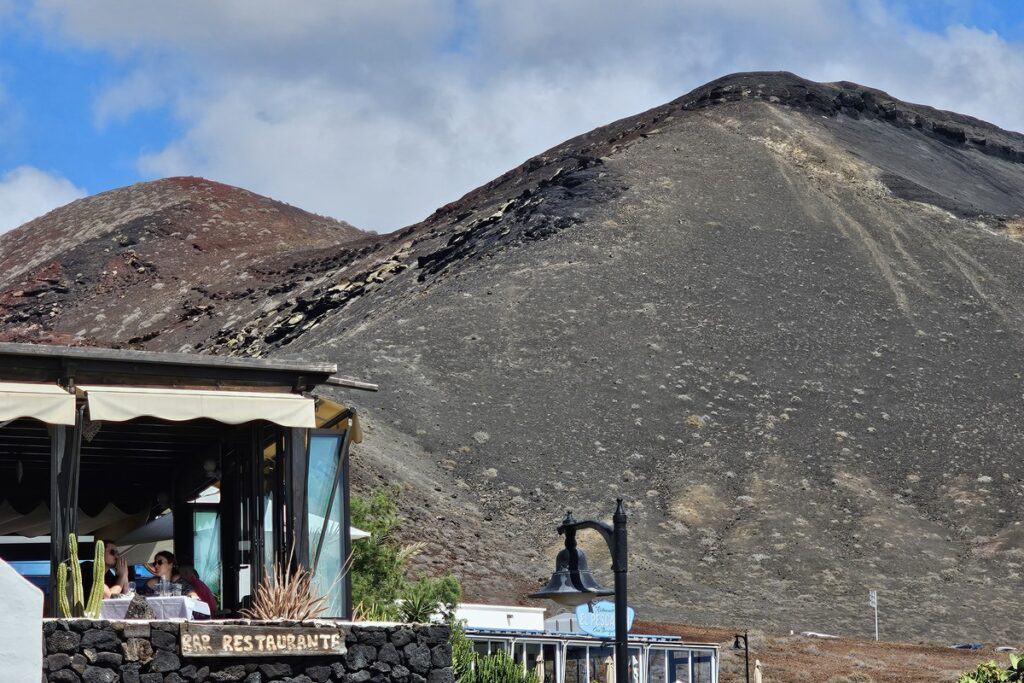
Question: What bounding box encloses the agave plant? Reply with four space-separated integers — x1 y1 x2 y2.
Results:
1006 654 1024 682
242 556 328 621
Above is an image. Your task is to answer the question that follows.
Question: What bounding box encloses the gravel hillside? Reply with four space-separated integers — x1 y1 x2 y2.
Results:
5 72 1022 642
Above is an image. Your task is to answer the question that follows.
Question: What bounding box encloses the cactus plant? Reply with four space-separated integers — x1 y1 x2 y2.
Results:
56 562 72 618
463 651 539 683
85 539 105 618
56 534 106 618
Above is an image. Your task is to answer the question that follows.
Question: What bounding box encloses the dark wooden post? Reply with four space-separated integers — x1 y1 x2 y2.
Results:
285 427 310 568
48 407 83 616
172 461 196 568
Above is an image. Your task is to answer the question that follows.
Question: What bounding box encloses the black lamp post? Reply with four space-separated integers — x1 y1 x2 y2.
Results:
531 499 628 683
733 631 750 683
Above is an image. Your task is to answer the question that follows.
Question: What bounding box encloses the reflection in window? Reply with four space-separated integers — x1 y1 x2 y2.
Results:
628 648 642 683
691 651 713 683
668 651 690 683
589 645 614 683
193 509 221 607
306 434 345 616
513 642 558 683
474 640 510 657
565 645 589 683
648 649 668 683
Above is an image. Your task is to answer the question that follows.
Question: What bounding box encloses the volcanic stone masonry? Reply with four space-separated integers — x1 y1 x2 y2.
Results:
42 619 452 683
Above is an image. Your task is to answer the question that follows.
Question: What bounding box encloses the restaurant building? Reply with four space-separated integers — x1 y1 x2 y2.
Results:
0 341 366 618
458 604 719 683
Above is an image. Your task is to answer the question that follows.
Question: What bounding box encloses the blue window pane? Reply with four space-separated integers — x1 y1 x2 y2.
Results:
307 434 345 617
193 509 221 607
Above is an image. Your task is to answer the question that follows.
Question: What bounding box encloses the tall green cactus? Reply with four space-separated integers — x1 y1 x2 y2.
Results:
69 533 84 615
85 540 105 618
57 534 106 618
56 562 72 618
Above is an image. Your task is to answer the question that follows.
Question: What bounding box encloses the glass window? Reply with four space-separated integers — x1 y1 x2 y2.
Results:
691 651 712 683
647 649 668 683
589 645 615 683
565 645 589 683
512 641 557 683
667 651 690 683
262 439 277 580
193 508 221 607
473 640 510 656
306 434 345 616
628 647 642 683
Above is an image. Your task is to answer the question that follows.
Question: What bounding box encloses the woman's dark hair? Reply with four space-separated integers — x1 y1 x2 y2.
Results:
154 551 177 569
177 565 199 582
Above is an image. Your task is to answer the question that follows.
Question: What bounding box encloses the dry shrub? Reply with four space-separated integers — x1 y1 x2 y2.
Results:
242 557 329 621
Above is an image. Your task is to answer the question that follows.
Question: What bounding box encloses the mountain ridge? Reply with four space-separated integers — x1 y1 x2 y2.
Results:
2 72 1023 642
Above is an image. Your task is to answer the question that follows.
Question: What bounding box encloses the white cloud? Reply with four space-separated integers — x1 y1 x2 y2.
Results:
0 166 85 233
29 1 1024 231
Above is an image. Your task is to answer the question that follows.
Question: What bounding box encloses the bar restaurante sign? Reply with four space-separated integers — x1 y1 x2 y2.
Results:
180 623 349 657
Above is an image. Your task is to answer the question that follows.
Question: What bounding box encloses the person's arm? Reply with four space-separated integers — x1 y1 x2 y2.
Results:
109 558 130 596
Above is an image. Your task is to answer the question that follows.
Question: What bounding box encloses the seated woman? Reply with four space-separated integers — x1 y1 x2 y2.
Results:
141 551 198 599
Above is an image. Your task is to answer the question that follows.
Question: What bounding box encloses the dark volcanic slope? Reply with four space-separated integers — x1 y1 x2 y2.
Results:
9 73 1024 642
0 176 364 348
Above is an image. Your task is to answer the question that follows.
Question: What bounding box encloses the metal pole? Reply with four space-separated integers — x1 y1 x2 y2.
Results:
874 603 879 641
744 632 750 683
612 499 628 683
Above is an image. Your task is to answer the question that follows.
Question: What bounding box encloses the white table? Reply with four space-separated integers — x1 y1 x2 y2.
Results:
100 596 211 620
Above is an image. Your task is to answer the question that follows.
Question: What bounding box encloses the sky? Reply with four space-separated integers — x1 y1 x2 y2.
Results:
0 1 1022 234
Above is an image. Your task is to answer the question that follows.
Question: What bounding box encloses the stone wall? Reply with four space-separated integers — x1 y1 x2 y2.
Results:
42 619 452 683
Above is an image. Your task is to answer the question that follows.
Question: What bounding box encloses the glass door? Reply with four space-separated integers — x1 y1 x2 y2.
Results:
306 431 348 617
192 505 221 608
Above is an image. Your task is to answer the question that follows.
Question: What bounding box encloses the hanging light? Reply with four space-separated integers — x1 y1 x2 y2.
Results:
529 512 613 607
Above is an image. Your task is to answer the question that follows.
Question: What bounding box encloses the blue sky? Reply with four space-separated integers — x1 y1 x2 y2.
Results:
1 1 1023 233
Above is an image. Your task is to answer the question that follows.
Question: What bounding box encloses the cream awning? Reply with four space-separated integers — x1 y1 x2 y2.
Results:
79 385 316 428
0 382 75 426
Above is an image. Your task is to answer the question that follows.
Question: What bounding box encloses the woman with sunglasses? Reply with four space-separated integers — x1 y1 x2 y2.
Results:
141 551 199 599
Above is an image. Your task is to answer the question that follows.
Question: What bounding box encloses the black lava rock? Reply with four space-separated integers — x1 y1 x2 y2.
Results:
149 628 178 651
209 665 247 681
146 649 180 673
81 666 117 683
377 643 401 666
402 644 431 674
47 630 82 654
345 644 376 671
48 670 81 683
124 595 156 619
94 651 123 668
304 665 332 682
81 629 120 652
47 653 73 671
258 662 292 678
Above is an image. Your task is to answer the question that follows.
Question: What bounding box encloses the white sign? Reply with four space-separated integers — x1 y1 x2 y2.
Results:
868 590 877 608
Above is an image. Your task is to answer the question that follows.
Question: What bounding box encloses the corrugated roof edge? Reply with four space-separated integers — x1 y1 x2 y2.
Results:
0 341 337 374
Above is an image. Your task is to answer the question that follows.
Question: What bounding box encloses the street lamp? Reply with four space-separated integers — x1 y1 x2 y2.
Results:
531 500 628 683
733 631 750 683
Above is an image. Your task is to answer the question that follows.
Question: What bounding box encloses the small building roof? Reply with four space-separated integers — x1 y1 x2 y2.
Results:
0 342 337 392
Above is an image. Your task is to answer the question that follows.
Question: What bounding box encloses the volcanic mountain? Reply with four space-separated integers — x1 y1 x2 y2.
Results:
0 176 364 347
4 73 1024 642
